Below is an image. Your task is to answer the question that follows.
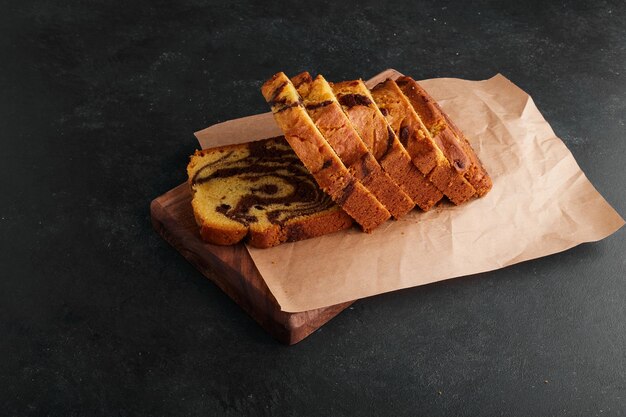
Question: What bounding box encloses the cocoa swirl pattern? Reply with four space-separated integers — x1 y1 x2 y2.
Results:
338 93 372 108
191 137 335 226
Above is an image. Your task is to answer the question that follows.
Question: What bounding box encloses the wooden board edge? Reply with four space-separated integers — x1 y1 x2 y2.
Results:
150 193 354 345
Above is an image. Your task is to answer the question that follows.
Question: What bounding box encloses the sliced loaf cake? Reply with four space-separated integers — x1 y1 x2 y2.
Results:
371 79 476 205
331 79 443 211
261 72 390 232
292 72 414 219
188 137 353 248
396 76 492 197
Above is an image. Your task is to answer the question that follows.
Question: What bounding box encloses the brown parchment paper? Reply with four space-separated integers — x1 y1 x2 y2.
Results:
195 70 624 313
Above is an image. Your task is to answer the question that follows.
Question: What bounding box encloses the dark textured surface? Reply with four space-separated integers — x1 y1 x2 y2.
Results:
1 0 625 415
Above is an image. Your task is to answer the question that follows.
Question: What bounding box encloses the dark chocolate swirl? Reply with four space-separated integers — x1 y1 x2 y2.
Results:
191 137 335 226
338 93 372 108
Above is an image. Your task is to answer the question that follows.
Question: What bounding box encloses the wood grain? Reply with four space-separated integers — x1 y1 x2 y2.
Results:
150 183 353 345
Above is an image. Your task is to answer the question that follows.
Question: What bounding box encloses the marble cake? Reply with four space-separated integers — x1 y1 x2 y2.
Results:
187 137 354 248
261 72 390 232
395 76 493 197
371 79 476 205
292 71 415 219
331 79 443 211
187 71 493 248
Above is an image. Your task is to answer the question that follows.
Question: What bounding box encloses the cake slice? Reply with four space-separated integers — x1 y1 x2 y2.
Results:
292 72 414 219
331 79 443 211
187 137 353 248
395 76 493 196
370 79 476 205
261 72 390 232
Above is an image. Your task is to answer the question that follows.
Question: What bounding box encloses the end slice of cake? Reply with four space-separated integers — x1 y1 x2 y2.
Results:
261 72 390 232
331 79 443 211
187 137 353 248
292 72 414 219
370 79 476 205
395 76 493 197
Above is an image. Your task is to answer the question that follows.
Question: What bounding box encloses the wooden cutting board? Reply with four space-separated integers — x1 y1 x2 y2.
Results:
152 69 401 344
150 183 353 345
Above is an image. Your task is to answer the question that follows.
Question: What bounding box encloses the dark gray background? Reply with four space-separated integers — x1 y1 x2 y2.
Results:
2 0 625 415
